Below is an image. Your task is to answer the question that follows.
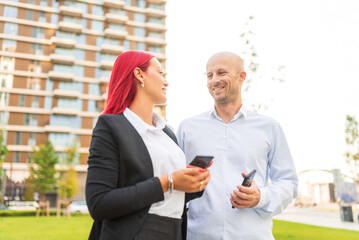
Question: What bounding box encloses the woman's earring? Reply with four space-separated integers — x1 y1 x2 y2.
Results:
141 83 144 88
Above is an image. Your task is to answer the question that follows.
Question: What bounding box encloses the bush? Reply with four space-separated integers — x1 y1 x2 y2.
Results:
0 210 58 217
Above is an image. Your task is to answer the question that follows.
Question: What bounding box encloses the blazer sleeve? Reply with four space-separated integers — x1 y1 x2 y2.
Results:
85 115 164 221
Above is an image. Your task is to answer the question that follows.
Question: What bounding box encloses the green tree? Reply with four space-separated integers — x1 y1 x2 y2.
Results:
23 177 35 201
29 141 58 201
0 134 9 204
57 141 79 200
344 115 359 182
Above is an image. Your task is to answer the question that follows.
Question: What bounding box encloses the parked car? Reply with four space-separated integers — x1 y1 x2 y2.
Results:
0 204 9 210
7 201 39 211
69 201 89 214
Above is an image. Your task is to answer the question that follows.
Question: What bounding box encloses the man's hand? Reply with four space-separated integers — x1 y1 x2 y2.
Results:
230 172 261 209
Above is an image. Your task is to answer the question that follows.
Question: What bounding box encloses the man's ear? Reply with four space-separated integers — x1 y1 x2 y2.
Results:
133 67 144 85
239 71 246 84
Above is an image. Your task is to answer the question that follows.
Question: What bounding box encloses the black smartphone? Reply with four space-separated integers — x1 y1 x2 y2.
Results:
232 169 256 208
241 169 256 187
189 155 214 168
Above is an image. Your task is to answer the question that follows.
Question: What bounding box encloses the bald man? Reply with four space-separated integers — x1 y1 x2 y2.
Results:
177 52 298 239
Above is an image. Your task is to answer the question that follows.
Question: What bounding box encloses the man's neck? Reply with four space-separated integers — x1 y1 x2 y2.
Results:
214 101 242 124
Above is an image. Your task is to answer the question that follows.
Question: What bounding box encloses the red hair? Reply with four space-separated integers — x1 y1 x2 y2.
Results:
103 51 154 115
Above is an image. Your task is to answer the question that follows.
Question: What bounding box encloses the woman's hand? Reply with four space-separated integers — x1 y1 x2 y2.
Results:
172 168 211 193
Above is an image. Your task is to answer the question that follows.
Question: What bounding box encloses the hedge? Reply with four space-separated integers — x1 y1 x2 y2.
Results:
0 210 69 217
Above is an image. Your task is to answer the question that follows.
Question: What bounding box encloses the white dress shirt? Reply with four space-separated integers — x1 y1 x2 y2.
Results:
124 108 186 219
177 105 298 240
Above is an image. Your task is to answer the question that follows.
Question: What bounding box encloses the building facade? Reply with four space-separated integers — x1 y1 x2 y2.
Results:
0 0 167 202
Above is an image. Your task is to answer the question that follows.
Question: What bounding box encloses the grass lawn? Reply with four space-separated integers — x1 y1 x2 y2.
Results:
0 215 358 239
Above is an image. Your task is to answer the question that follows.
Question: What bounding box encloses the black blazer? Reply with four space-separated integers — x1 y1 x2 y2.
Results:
86 114 201 240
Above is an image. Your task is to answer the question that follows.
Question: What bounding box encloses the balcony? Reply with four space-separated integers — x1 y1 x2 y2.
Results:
145 22 166 31
52 107 79 116
100 76 110 83
104 28 128 39
100 60 114 70
50 54 75 65
53 89 79 99
145 7 166 17
145 37 166 45
44 125 72 133
59 5 83 17
105 13 128 24
103 0 125 8
50 36 76 48
100 44 124 55
58 21 82 33
48 71 74 81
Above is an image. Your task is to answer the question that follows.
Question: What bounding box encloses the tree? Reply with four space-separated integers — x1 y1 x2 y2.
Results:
344 115 359 183
29 141 58 201
57 141 79 200
0 134 9 204
23 177 35 201
239 16 286 112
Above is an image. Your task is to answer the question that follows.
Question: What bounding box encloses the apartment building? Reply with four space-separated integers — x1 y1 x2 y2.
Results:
0 0 167 201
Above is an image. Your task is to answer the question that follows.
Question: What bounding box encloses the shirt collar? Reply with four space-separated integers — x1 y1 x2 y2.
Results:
124 108 166 136
209 105 248 122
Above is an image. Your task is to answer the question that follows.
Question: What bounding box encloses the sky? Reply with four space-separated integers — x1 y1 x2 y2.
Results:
164 0 359 176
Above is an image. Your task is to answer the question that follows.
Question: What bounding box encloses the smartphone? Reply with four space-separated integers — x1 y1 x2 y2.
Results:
241 169 256 187
189 155 214 168
232 169 256 208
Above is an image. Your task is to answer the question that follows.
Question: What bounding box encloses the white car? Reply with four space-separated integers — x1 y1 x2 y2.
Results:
69 201 89 214
7 201 39 211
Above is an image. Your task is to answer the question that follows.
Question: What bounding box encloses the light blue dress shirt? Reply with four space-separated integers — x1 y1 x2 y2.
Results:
177 105 298 240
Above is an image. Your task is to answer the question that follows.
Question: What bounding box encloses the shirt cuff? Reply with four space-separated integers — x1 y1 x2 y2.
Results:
254 187 267 209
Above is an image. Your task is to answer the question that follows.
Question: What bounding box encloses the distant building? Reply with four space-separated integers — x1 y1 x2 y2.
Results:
0 0 167 203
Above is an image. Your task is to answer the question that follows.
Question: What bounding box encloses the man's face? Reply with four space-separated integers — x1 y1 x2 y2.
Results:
206 54 245 105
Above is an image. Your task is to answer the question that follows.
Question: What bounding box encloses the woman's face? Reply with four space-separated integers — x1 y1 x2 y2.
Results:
143 58 168 104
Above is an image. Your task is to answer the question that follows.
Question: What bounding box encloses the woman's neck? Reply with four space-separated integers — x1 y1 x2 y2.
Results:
129 95 154 126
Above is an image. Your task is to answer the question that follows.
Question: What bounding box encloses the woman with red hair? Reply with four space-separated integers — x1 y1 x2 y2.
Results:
86 51 211 240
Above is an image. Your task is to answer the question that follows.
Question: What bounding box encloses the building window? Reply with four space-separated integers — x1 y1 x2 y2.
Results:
39 12 46 23
44 96 52 110
148 4 165 10
40 0 47 7
32 27 44 39
31 43 43 55
125 0 131 6
76 34 86 45
0 92 9 107
49 133 78 147
4 6 18 18
28 60 42 73
149 17 164 25
50 115 81 128
51 13 58 24
149 46 164 54
134 13 146 23
149 32 165 39
15 132 22 145
92 5 103 16
88 100 100 112
27 10 34 20
74 49 85 61
4 23 18 35
54 64 72 73
28 132 36 146
2 39 17 52
19 94 25 107
52 0 59 8
91 20 103 31
55 47 73 56
89 83 100 96
136 0 146 8
73 65 84 77
123 40 130 50
134 27 145 38
27 78 41 90
24 113 37 126
31 96 39 108
13 151 20 163
136 42 145 51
